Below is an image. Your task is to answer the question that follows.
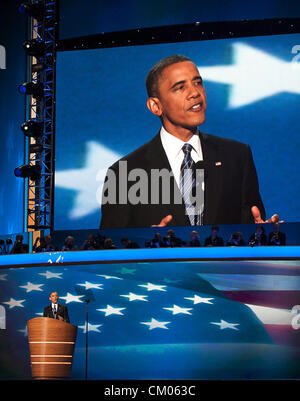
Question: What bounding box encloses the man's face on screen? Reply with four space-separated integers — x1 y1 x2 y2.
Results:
148 61 207 137
49 292 58 304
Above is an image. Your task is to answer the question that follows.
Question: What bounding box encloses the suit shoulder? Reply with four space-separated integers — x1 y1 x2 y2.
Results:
201 132 250 151
109 134 160 170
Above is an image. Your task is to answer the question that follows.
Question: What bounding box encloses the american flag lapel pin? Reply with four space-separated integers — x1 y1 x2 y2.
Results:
215 161 222 166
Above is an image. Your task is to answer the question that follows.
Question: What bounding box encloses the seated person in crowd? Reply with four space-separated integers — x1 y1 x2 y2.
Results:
103 238 117 250
187 231 201 247
163 229 184 248
9 234 29 254
227 231 246 246
149 232 164 248
121 237 140 249
249 225 267 246
95 233 106 249
80 234 97 250
61 236 78 251
268 222 286 246
34 235 57 253
204 226 224 247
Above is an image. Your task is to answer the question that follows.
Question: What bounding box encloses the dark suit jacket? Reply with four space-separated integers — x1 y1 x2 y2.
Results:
43 304 70 323
100 131 265 228
204 235 224 247
268 231 286 245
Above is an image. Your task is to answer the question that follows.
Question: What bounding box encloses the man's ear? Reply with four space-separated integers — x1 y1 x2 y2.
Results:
146 97 162 117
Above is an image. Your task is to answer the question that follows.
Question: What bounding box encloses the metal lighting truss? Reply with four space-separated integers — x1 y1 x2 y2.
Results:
26 0 57 230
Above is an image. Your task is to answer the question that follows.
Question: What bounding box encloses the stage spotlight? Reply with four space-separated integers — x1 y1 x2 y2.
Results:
18 2 45 19
23 39 45 57
18 82 44 98
14 164 41 180
21 120 43 138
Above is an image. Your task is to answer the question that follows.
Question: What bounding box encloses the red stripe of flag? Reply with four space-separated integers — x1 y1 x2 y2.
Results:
222 290 300 309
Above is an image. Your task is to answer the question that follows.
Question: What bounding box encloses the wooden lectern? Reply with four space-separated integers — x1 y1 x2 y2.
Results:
27 317 77 379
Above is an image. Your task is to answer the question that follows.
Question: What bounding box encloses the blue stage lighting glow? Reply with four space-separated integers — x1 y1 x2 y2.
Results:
14 167 22 177
17 4 26 15
18 84 26 94
0 246 299 267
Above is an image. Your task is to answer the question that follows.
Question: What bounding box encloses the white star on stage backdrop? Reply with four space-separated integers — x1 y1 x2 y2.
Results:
19 282 44 293
60 292 85 304
184 295 214 305
118 267 136 276
97 275 123 280
120 292 148 302
199 43 300 108
138 283 167 292
140 318 171 330
78 322 102 333
97 305 126 316
55 140 121 219
38 271 63 279
210 319 240 330
3 298 25 309
77 281 104 290
163 304 193 315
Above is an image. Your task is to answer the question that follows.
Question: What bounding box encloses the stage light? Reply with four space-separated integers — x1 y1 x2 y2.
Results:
18 82 44 98
23 39 45 57
21 120 43 138
18 2 45 19
14 164 41 180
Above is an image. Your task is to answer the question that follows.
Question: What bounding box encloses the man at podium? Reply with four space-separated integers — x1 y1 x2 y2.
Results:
43 291 70 323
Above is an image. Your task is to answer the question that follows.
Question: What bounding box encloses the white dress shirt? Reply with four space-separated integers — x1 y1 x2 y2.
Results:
160 126 203 189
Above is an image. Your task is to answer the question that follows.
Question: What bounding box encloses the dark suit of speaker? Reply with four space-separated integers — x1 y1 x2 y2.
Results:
43 304 70 323
100 131 265 229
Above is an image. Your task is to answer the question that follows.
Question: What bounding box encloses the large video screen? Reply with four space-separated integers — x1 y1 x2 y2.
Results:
54 33 300 230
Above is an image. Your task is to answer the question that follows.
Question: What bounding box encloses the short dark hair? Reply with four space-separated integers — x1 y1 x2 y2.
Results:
146 54 192 98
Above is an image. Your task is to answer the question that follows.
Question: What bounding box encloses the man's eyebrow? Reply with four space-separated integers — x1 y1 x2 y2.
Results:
170 80 186 90
170 76 202 90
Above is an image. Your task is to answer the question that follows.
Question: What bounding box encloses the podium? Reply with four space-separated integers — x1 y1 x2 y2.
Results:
27 317 77 379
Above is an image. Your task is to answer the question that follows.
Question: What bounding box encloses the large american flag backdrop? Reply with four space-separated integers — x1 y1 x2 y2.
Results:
0 247 299 380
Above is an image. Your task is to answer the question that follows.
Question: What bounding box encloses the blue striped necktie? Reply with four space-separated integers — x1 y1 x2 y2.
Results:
180 143 197 225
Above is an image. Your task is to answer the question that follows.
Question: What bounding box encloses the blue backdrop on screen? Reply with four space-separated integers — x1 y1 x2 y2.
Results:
55 33 300 230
